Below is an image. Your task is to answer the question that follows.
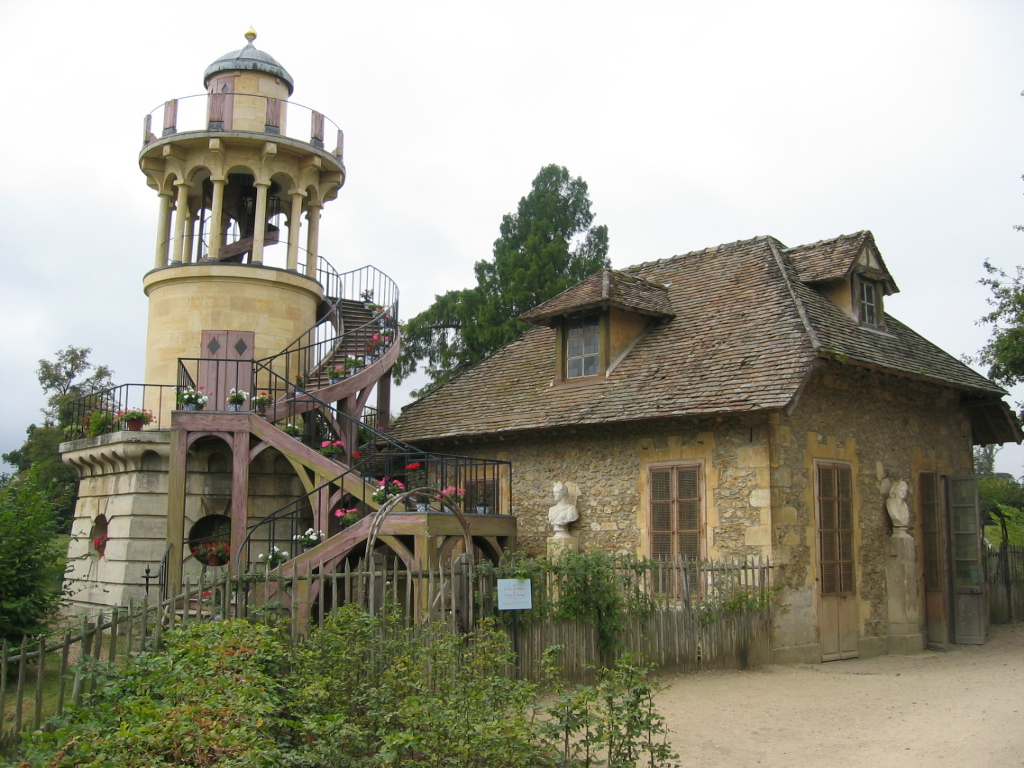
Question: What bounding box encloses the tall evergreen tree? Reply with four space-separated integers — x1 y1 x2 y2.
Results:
397 165 609 395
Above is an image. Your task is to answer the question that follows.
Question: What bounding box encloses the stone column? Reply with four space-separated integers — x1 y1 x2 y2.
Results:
286 190 303 272
305 203 321 278
153 191 173 268
170 180 191 264
251 181 270 265
885 528 923 654
182 204 196 264
207 177 226 261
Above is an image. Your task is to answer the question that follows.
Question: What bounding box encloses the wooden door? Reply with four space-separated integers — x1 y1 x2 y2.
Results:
198 330 254 411
948 477 985 644
920 472 950 647
817 463 859 661
207 76 235 130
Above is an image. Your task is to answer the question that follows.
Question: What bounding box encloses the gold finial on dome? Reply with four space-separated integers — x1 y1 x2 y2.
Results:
245 27 257 42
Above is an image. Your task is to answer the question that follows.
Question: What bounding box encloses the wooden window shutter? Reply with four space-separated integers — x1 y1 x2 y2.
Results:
649 464 702 562
818 464 854 596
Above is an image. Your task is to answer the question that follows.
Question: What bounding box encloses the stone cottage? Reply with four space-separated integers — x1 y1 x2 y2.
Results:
391 230 1021 662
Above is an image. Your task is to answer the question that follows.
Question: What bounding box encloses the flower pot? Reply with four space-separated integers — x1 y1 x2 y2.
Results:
292 435 302 440
476 505 490 514
364 354 376 364
125 419 144 431
207 554 222 567
329 376 341 385
416 502 430 512
228 402 242 412
96 547 106 559
182 403 198 412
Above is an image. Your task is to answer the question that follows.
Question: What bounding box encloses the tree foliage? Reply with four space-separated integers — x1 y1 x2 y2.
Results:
0 470 66 644
977 260 1024 386
3 347 112 529
397 165 610 395
36 345 114 427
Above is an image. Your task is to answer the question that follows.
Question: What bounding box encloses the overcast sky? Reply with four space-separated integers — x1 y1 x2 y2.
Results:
2 0 1023 472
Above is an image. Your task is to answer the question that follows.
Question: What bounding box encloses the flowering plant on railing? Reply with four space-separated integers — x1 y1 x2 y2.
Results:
177 387 210 409
344 356 364 372
84 408 116 437
329 365 345 382
294 373 305 390
319 440 345 458
227 388 249 405
293 528 324 548
437 486 466 501
192 540 230 565
360 288 374 303
117 408 153 425
257 545 289 568
405 461 427 489
253 392 273 413
335 508 360 528
371 478 405 503
92 534 110 557
282 422 302 437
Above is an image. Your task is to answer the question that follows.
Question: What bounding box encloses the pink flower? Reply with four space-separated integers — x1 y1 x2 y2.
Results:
321 441 332 448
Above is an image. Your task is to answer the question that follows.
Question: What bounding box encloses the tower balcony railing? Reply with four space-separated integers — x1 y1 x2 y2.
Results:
61 383 179 441
142 93 344 159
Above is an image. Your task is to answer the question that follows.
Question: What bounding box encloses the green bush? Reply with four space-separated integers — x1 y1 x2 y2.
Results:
0 471 66 644
13 620 296 767
292 605 551 767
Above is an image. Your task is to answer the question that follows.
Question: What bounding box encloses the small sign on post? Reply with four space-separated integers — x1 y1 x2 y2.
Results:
497 579 532 678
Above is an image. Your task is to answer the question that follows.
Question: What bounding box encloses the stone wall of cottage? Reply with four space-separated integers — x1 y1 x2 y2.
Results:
770 362 974 661
427 412 772 561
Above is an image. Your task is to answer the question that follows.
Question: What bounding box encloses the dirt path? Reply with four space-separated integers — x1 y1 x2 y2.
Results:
656 623 1024 768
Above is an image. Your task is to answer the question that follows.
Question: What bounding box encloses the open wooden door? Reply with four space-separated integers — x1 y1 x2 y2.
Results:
948 477 985 644
817 463 859 661
920 472 950 648
198 330 254 411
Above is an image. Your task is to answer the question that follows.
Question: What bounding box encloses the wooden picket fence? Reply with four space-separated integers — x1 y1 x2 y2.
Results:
987 543 1024 624
0 576 231 756
1 555 772 755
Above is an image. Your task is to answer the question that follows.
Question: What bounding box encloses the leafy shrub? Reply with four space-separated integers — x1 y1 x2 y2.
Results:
0 471 66 644
14 620 296 767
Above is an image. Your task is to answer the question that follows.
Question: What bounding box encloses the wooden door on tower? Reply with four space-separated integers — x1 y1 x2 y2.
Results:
198 331 254 411
817 463 859 661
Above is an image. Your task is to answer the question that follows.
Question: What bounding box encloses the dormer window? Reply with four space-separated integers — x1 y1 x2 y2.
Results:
566 315 601 378
857 278 881 327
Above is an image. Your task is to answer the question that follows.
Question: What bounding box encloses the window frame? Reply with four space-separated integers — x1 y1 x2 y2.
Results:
814 461 856 597
647 461 705 563
560 313 604 380
854 275 884 328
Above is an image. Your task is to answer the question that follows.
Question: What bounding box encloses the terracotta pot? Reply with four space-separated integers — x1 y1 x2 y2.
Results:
207 554 223 567
125 419 143 431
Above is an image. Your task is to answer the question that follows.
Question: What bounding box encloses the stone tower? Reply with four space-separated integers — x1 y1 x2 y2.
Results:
139 29 345 411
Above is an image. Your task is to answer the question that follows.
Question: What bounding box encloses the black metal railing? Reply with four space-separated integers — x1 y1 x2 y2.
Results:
63 384 179 440
256 263 399 391
239 449 510 574
143 92 344 159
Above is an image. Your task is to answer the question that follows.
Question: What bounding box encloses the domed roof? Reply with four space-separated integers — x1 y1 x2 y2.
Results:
203 30 294 95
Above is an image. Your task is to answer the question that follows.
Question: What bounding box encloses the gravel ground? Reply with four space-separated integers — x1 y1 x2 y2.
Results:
656 622 1024 768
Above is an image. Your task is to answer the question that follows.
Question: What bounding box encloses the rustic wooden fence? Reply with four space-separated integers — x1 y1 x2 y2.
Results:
2 556 772 755
1 576 231 756
987 543 1024 624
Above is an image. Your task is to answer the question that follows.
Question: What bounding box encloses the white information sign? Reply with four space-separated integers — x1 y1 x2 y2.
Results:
497 579 533 611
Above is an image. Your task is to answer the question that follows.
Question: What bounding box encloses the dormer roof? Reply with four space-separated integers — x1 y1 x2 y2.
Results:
786 230 899 295
519 269 675 326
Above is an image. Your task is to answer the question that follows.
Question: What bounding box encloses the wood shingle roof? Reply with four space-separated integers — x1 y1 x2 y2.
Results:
392 232 1017 444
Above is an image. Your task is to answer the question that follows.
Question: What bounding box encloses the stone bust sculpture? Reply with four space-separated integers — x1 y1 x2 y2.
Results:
548 481 579 534
885 479 910 529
